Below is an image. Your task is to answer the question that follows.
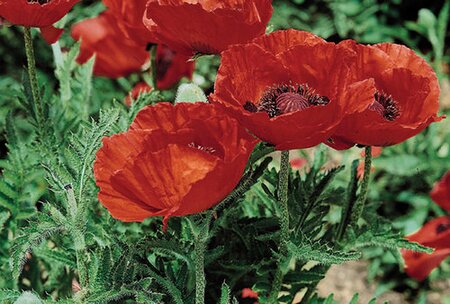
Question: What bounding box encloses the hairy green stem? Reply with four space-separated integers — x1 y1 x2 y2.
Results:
336 160 358 241
269 150 290 303
352 146 373 224
23 27 44 130
191 215 211 304
194 235 206 304
66 186 88 289
150 45 158 90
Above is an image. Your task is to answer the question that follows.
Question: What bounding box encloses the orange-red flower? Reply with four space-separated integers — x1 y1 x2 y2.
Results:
242 288 259 303
211 30 374 150
290 157 307 170
328 41 443 149
431 171 450 212
102 0 156 46
124 82 153 106
402 216 450 281
143 0 273 55
71 11 149 79
0 0 80 43
360 146 383 158
156 45 195 89
94 103 258 227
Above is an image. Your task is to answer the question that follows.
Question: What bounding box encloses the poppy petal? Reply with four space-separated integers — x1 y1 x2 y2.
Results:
40 25 63 44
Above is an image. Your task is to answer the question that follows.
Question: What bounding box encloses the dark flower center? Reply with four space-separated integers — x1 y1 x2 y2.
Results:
436 222 450 234
188 142 216 154
244 84 330 118
27 0 52 4
369 91 400 121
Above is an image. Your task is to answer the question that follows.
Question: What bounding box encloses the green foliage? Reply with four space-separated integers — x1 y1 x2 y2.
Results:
288 237 361 265
9 212 65 280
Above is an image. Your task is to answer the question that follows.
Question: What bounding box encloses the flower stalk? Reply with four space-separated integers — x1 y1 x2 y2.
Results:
23 27 45 130
65 185 88 290
269 150 291 303
150 44 158 90
351 146 373 224
190 215 211 304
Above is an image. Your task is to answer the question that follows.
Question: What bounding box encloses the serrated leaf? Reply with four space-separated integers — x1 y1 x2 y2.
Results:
10 218 65 280
220 282 231 304
284 270 325 284
86 289 135 304
351 220 433 254
349 294 359 304
0 211 10 232
0 289 21 302
288 236 361 265
33 247 77 269
145 267 184 304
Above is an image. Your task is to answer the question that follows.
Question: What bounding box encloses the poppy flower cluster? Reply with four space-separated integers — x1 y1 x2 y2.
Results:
0 0 80 43
211 29 443 151
402 171 450 281
93 103 258 228
71 11 150 79
71 0 195 88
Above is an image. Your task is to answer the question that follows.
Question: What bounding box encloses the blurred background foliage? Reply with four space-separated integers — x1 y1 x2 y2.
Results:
0 0 449 303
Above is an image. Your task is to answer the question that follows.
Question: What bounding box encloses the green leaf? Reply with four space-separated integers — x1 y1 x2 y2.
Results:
33 247 77 269
310 166 345 204
0 211 10 233
55 42 80 105
437 1 450 42
86 289 135 304
10 217 65 280
284 270 325 285
351 219 433 254
145 268 184 304
220 282 231 304
348 294 359 304
288 236 361 265
0 289 21 302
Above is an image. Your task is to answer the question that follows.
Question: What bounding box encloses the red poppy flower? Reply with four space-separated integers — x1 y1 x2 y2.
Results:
102 0 156 46
94 103 258 227
0 0 80 44
211 30 375 150
156 45 195 89
143 0 273 55
290 157 307 170
431 171 450 212
360 146 383 158
71 11 150 79
328 41 443 149
124 82 153 106
242 288 259 303
402 216 450 281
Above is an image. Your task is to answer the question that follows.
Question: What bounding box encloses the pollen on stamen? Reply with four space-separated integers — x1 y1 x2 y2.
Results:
188 142 216 154
370 91 400 121
243 83 330 118
26 0 52 4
